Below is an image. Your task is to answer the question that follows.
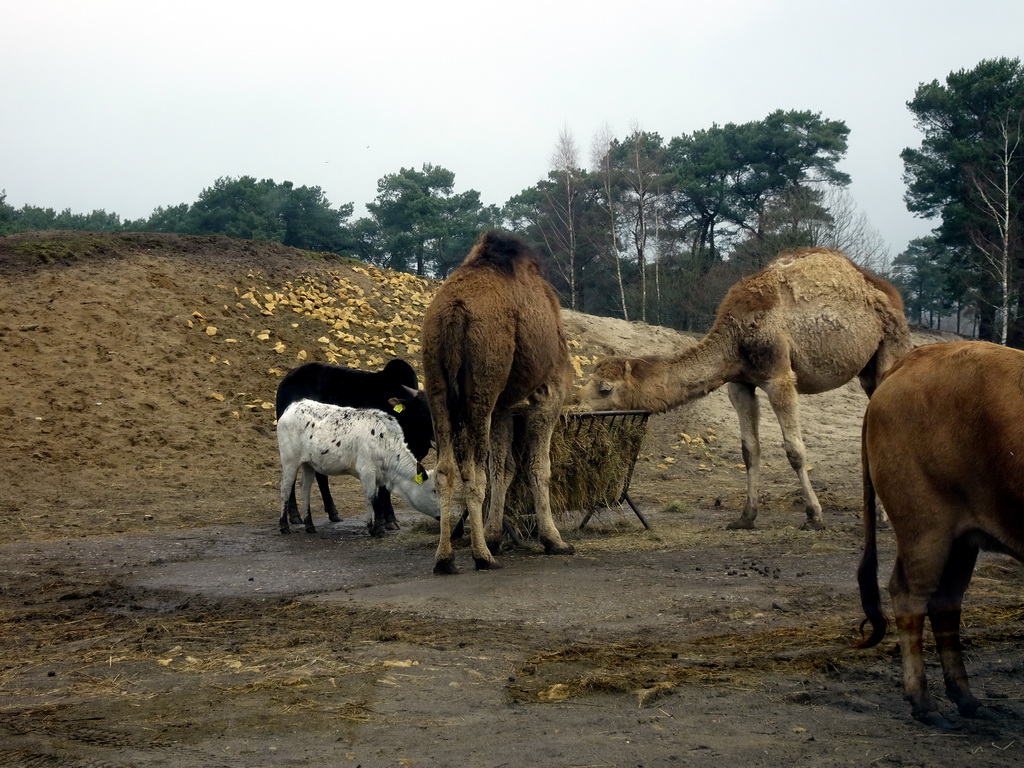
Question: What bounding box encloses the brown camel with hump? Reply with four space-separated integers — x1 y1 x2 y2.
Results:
573 247 912 530
422 230 575 573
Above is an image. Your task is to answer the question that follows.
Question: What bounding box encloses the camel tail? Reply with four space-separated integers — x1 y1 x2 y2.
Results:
465 230 538 276
430 305 473 465
857 416 888 648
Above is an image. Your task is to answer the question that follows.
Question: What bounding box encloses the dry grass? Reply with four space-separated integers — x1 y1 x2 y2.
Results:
505 622 862 705
505 410 649 537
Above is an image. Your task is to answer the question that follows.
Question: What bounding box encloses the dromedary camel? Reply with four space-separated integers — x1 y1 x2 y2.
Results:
573 247 912 530
422 230 576 573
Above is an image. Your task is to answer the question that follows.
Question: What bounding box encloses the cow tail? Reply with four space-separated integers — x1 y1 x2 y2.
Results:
857 415 887 648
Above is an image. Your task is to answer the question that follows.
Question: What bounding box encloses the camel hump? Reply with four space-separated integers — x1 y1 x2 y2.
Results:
465 230 540 275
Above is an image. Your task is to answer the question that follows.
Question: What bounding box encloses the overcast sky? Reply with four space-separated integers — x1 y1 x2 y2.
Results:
3 0 1022 256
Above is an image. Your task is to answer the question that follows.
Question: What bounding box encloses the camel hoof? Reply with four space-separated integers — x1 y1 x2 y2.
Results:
433 559 459 575
800 519 826 531
544 541 575 556
726 518 755 530
474 557 501 571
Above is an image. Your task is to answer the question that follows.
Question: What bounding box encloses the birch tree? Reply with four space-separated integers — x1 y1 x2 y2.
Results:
591 125 629 320
967 114 1023 345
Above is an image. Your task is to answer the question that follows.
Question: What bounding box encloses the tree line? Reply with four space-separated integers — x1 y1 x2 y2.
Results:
894 57 1024 345
3 57 1022 344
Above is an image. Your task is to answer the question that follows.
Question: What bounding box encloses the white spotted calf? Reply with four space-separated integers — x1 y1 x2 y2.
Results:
277 400 440 536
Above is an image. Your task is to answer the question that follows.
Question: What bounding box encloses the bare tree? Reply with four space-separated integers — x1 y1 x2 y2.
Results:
968 114 1023 345
548 125 582 309
617 123 664 323
591 124 629 320
813 185 892 273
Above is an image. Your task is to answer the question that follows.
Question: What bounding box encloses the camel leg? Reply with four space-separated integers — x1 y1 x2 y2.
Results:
464 455 497 570
726 382 761 529
452 406 500 571
433 450 460 574
521 386 574 556
484 411 516 554
762 376 823 530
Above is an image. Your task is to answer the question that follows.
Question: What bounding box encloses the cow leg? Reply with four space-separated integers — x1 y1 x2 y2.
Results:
355 465 388 538
287 484 302 525
889 540 954 727
763 375 824 530
484 411 516 554
521 386 574 557
366 490 388 538
378 489 401 531
279 461 299 534
892 604 947 726
315 471 341 523
298 465 317 534
726 382 761 529
931 540 985 718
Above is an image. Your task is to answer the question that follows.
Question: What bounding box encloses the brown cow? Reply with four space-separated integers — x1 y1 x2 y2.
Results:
858 340 1024 727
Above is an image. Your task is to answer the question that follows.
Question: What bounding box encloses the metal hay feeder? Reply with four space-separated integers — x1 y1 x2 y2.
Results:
506 409 652 532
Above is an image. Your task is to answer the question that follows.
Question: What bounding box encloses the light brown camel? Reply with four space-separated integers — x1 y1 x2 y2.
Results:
422 230 575 573
573 247 912 530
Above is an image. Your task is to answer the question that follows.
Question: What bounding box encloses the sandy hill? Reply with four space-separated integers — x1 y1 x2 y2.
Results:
0 231 956 542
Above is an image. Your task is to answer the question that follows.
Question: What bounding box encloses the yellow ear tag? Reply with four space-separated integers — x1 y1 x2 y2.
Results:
415 472 425 485
393 403 405 413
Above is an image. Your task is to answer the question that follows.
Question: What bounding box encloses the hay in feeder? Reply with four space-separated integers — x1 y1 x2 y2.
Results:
503 410 649 535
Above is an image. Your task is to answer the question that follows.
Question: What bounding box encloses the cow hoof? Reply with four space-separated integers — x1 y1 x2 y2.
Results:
474 557 501 571
800 519 826 531
304 526 317 534
913 710 958 730
368 525 386 538
486 538 505 555
726 518 755 530
962 703 1001 721
327 513 342 523
289 516 302 525
385 520 401 531
544 542 575 556
433 559 459 575
280 527 291 535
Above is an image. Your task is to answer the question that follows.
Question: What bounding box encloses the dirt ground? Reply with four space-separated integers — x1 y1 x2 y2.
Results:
1 232 1022 767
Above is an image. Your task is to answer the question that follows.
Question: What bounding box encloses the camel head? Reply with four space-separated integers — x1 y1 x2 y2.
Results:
573 356 640 411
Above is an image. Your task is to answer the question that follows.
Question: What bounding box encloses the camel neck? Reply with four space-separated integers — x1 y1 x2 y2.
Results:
641 332 737 412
